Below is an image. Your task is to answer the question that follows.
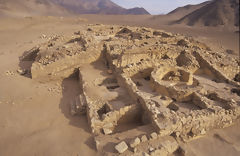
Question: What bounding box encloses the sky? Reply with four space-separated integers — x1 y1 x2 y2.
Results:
111 0 208 15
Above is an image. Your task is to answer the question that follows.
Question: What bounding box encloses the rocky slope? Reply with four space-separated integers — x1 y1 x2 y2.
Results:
177 0 239 27
0 0 150 16
167 1 211 19
52 0 149 15
0 0 69 17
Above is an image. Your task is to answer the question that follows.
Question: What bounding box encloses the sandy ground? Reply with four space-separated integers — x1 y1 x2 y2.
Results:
183 120 240 156
0 16 239 156
0 17 97 156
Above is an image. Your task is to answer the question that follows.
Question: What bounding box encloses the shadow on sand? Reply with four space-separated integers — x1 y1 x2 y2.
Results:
18 47 39 78
58 71 96 151
18 47 99 151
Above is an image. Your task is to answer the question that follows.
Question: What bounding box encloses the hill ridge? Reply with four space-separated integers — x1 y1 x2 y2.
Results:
0 0 150 17
177 0 239 27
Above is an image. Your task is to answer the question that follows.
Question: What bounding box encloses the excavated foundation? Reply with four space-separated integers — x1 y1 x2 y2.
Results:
20 24 240 156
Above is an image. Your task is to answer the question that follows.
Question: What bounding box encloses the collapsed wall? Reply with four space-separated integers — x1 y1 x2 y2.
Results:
22 29 105 81
20 24 240 155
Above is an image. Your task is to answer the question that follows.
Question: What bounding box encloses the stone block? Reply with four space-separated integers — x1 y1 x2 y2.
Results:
130 137 140 148
115 141 128 154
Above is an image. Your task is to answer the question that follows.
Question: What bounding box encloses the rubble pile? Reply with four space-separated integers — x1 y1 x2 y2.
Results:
21 24 240 155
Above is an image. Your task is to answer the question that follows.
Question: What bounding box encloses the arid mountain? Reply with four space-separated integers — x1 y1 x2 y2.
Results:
123 7 150 15
0 0 69 17
167 1 211 19
0 0 150 17
177 0 239 27
149 1 211 23
51 0 150 15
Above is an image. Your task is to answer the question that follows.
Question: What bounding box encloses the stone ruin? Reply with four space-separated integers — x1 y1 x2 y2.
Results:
20 24 240 155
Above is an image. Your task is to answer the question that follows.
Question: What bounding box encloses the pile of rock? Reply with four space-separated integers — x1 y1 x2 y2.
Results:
5 70 15 76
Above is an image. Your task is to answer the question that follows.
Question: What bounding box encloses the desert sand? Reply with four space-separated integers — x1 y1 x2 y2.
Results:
0 10 239 156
